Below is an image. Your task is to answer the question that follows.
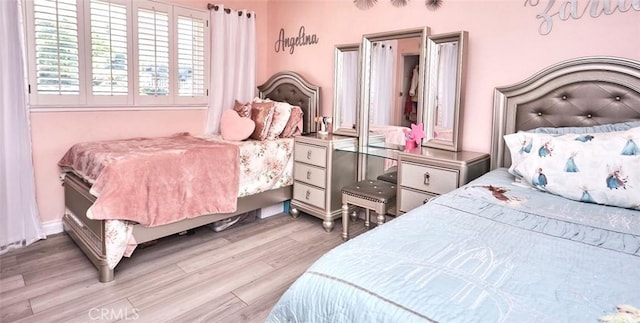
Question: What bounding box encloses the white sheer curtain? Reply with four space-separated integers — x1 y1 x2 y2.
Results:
206 5 256 134
1 0 46 254
339 51 358 128
369 40 396 126
436 41 459 128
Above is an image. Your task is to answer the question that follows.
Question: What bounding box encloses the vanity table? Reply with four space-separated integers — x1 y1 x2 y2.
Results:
346 144 489 214
290 133 358 232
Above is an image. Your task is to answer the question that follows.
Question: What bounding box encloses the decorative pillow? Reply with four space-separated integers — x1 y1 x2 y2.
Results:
233 100 252 118
281 106 304 138
528 121 640 135
220 109 255 141
503 131 555 179
512 127 640 209
266 101 293 139
250 101 276 140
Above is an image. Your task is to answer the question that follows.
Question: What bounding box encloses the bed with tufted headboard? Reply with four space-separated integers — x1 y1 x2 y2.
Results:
266 57 640 322
61 71 320 283
491 56 640 169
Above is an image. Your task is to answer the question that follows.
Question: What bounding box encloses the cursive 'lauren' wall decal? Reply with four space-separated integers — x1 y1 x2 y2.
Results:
274 26 319 54
525 0 640 35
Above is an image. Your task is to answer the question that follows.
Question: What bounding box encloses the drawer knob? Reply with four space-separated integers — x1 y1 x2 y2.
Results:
306 170 312 180
305 190 311 200
306 150 312 160
424 172 430 185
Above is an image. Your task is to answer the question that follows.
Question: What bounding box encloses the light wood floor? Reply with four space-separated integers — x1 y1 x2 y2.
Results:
0 213 367 323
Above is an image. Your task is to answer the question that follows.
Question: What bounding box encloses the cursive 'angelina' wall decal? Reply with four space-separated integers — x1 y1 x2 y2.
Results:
525 0 640 35
274 26 319 54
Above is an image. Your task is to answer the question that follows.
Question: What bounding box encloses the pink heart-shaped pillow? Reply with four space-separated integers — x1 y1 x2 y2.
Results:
220 109 256 141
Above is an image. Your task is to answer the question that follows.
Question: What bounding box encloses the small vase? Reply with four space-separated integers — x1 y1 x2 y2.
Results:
405 139 416 150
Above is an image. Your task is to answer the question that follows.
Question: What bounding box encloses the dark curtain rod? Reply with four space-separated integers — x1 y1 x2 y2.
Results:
207 3 253 18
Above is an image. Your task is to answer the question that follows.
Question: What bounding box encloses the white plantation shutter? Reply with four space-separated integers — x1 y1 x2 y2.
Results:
25 0 209 108
175 9 207 102
136 5 170 99
89 0 129 100
31 0 81 99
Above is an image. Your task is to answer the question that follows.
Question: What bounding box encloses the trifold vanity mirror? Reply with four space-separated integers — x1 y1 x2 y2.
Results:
358 27 430 148
333 43 360 137
423 31 468 151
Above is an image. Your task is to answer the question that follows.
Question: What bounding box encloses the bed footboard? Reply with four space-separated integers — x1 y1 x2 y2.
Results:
62 174 114 282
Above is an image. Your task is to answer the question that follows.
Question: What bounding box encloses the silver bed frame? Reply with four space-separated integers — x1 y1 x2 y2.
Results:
491 56 640 169
62 71 320 282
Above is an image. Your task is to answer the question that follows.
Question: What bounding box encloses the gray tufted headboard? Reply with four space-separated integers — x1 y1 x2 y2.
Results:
257 71 320 134
491 56 640 169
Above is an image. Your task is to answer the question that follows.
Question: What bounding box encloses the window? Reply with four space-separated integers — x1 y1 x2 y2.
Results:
24 0 209 108
176 9 206 102
89 0 130 105
29 0 82 105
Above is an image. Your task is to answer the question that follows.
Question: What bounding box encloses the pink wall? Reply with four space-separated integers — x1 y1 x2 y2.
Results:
263 0 640 154
30 0 640 226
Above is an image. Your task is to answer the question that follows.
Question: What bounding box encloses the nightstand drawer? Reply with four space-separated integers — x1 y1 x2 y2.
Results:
294 144 327 168
400 162 458 195
293 182 325 209
399 188 435 212
294 163 326 188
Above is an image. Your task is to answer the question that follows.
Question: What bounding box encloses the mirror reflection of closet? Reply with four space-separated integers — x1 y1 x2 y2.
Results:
358 27 429 149
333 44 360 137
424 31 468 151
400 53 420 127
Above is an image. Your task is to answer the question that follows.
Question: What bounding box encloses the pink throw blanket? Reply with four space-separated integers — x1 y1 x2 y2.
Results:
59 133 239 227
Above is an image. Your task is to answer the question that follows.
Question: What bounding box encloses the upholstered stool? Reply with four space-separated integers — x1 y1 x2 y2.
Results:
376 166 398 184
341 179 396 241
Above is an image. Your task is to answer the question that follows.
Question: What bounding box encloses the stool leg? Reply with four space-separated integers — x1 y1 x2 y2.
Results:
342 203 349 241
350 210 357 223
365 209 370 228
376 212 385 226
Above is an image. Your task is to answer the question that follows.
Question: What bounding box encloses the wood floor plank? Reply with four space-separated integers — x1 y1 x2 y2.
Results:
22 265 186 322
21 255 93 286
132 261 275 321
0 234 70 258
176 218 315 273
0 274 25 293
1 263 97 309
0 247 84 280
28 256 190 313
170 292 247 323
222 284 288 323
0 213 365 323
64 298 138 323
0 299 32 322
130 237 294 310
0 255 18 269
233 231 346 306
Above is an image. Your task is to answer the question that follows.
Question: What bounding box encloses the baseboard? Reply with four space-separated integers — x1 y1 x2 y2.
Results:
42 219 64 235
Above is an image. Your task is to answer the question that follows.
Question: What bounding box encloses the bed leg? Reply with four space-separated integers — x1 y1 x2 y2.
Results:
290 207 300 219
99 265 114 283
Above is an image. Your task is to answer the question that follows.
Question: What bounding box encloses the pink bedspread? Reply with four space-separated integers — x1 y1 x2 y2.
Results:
59 133 239 227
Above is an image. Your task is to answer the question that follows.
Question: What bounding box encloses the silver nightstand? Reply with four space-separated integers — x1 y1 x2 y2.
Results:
290 134 358 231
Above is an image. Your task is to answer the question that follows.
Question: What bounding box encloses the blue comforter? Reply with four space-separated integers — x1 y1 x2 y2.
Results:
267 169 640 323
